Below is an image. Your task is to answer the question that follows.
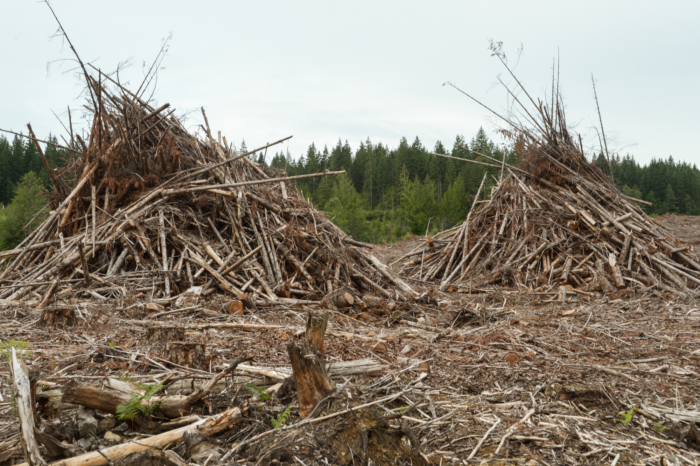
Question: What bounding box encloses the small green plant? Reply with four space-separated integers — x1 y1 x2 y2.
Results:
615 406 637 425
117 371 136 383
0 340 31 365
108 342 116 348
271 404 293 429
115 382 164 421
652 422 666 433
245 383 271 401
394 405 410 413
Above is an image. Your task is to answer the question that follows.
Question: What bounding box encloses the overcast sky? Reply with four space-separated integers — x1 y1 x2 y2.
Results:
2 1 699 166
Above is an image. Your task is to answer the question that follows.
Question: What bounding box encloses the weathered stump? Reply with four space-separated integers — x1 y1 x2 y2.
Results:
146 326 185 343
38 306 76 328
166 342 205 370
287 310 334 418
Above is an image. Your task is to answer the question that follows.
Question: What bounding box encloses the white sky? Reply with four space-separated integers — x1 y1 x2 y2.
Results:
1 1 699 167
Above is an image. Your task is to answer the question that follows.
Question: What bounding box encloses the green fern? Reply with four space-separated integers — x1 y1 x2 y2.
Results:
615 406 637 425
271 404 292 429
245 383 271 401
115 383 164 421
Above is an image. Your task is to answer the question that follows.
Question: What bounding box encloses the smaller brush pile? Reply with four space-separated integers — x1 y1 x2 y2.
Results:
399 84 700 297
0 73 415 308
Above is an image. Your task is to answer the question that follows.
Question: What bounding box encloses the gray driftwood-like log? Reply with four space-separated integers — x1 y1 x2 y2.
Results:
11 348 46 466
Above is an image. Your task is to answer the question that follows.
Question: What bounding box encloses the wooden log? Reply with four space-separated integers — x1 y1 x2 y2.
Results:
62 357 251 420
11 348 46 466
36 279 59 310
166 342 205 370
159 210 170 296
334 291 354 308
611 264 625 289
226 300 244 315
78 243 90 286
560 256 573 283
15 406 244 466
365 252 416 296
362 295 386 309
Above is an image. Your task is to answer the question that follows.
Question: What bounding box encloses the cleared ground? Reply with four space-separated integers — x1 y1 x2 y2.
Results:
0 215 698 465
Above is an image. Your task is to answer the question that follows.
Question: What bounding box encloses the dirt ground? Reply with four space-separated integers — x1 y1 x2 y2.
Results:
0 215 699 465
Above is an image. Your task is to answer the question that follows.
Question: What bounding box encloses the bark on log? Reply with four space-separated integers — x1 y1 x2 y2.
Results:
62 357 252 419
362 295 386 309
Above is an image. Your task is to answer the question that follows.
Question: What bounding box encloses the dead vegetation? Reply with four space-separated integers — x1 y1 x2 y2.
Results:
0 19 699 466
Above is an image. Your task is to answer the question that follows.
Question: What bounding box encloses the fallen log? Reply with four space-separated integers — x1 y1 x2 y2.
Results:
62 356 251 419
11 348 46 466
15 406 244 466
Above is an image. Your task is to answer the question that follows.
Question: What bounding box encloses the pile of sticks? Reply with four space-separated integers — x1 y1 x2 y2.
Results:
398 77 700 296
0 72 414 306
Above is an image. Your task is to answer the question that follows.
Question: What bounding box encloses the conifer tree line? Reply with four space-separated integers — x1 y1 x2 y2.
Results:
0 134 69 206
259 131 700 243
0 130 699 250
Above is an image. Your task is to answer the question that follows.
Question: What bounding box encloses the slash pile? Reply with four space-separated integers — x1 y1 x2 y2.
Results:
398 90 700 297
0 73 415 307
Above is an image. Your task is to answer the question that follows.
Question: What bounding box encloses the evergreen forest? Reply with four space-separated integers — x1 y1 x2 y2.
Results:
1 129 699 250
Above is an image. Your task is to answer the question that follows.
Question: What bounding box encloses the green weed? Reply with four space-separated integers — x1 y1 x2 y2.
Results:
652 422 666 433
615 406 637 425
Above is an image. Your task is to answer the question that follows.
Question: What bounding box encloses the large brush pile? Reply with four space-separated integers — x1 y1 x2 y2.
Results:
399 87 700 297
0 75 415 307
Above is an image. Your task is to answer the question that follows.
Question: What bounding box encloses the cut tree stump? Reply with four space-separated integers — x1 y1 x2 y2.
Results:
146 326 185 343
305 310 328 353
166 342 205 370
287 310 335 418
38 306 75 328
